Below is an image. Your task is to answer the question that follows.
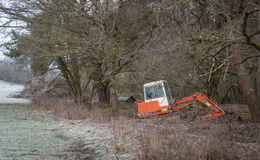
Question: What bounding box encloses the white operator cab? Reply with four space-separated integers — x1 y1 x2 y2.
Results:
143 80 173 107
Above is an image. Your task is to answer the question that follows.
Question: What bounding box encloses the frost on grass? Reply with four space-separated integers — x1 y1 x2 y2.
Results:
59 120 116 160
0 106 81 160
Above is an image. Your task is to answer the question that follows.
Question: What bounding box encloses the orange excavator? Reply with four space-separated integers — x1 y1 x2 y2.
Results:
138 80 225 119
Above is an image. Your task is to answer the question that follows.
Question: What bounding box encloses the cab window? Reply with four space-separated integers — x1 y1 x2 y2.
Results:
145 84 164 100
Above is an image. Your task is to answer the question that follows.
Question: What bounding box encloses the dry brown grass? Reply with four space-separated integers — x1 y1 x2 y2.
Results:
30 97 110 121
30 99 260 160
31 98 138 121
110 111 260 160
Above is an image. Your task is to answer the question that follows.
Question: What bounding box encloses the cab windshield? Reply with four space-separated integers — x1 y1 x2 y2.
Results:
145 84 165 100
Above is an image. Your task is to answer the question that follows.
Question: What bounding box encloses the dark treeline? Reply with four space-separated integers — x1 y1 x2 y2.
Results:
0 62 32 84
0 0 259 121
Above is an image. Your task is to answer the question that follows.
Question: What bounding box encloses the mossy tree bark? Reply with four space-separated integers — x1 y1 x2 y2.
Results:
233 53 260 122
57 57 82 104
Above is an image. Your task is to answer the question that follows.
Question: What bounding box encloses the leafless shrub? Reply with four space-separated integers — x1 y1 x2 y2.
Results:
135 118 259 160
138 126 223 159
109 113 259 160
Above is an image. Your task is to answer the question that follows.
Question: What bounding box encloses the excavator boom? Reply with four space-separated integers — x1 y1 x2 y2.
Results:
173 93 225 119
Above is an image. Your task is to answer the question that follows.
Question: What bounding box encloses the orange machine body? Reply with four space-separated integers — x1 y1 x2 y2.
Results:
138 101 170 117
137 80 225 119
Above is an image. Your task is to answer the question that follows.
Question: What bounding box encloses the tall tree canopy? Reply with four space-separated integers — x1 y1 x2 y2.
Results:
0 0 260 120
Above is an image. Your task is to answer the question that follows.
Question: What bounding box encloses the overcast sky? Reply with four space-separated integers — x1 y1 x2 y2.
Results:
0 0 32 61
0 0 24 60
0 0 10 60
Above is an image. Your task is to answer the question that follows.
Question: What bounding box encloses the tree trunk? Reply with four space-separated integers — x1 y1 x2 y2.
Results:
56 57 82 104
70 55 82 104
109 78 119 112
96 81 110 104
252 58 260 105
233 53 260 122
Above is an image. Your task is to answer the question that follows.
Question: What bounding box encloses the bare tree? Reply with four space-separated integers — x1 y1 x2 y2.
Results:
0 0 156 108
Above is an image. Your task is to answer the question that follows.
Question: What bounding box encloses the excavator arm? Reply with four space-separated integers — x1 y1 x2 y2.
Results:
172 93 225 119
